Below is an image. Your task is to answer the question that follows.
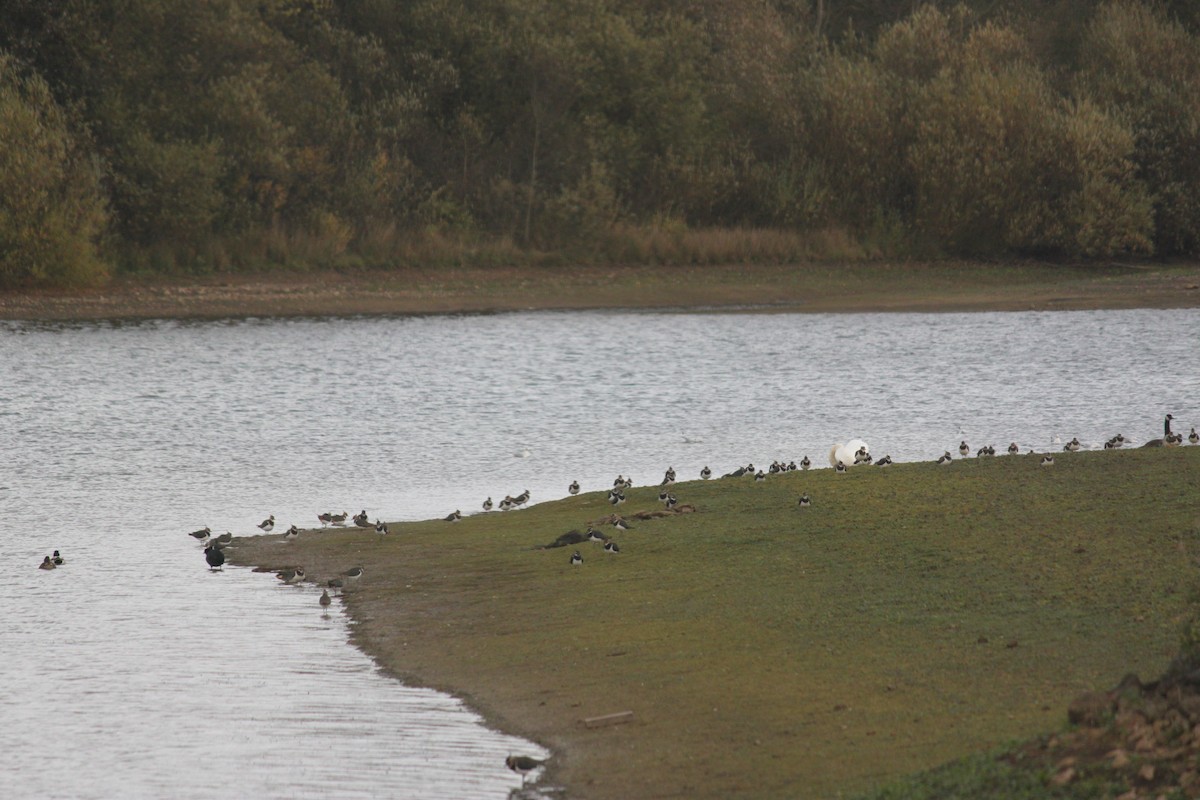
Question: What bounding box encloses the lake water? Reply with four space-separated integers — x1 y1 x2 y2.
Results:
1 308 1197 798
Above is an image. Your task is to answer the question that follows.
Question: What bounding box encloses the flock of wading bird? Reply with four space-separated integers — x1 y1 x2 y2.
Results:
177 413 1198 577
167 413 1192 787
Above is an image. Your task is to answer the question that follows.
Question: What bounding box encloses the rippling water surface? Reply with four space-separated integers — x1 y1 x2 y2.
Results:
1 308 1197 797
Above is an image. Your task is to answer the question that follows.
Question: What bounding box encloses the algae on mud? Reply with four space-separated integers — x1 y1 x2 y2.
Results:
229 446 1200 799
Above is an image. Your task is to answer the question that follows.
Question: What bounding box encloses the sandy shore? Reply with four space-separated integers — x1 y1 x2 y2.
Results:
2 260 1199 321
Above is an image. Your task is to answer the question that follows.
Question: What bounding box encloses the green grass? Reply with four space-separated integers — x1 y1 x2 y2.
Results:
231 446 1200 799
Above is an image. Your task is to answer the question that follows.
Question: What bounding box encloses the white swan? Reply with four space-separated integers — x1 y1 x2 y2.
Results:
829 439 869 468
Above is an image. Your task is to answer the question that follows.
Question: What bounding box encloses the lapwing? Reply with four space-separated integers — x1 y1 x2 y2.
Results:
506 755 544 786
1007 442 1019 455
937 452 953 465
569 481 580 495
482 497 494 511
755 470 766 481
1064 438 1081 452
1041 455 1055 467
375 521 388 538
834 461 848 474
875 455 893 466
330 512 349 526
1190 428 1199 445
341 566 364 585
277 568 304 584
958 441 970 457
189 526 212 543
665 494 678 509
587 526 607 542
353 510 371 527
800 456 811 470
798 494 811 507
569 551 583 566
444 509 461 522
612 517 633 532
318 512 333 527
212 532 233 548
283 525 299 543
604 541 620 554
700 466 711 480
257 514 275 532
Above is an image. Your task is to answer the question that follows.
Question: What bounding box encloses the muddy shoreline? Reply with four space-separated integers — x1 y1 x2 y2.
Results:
3 261 1199 321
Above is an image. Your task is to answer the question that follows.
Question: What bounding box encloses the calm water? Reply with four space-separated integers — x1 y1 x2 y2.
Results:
1 308 1197 798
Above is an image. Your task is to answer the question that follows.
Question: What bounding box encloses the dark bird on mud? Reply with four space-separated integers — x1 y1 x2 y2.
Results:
283 525 299 543
506 755 544 785
204 544 225 571
319 589 332 609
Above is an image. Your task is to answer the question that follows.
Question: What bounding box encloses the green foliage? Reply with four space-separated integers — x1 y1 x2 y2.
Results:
0 53 108 287
0 0 1198 284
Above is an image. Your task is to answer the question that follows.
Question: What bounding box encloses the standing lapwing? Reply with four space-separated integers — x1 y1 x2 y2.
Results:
506 755 544 786
700 466 711 480
283 525 299 543
189 526 212 544
569 481 580 495
318 512 333 527
330 512 349 527
258 515 275 532
798 494 811 507
482 497 493 511
277 567 305 584
800 456 811 470
212 532 234 549
569 551 583 566
341 566 364 585
1041 455 1055 467
1190 428 1199 445
375 521 388 539
604 541 620 554
586 526 607 542
937 452 953 465
834 461 848 474
958 441 970 457
1007 442 1019 455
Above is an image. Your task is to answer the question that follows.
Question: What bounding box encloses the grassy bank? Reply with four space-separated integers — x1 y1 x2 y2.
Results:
229 446 1200 799
2 259 1200 321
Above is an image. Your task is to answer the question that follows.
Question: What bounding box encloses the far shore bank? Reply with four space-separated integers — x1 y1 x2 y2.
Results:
3 260 1200 321
228 447 1199 799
